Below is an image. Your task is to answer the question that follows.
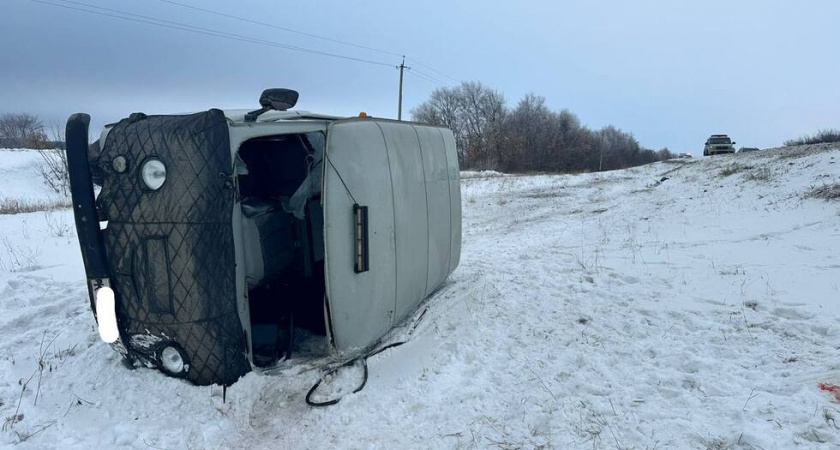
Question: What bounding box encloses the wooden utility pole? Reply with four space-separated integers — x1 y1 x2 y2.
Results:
397 56 410 120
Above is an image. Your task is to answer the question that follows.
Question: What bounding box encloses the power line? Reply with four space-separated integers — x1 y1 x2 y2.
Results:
407 71 448 88
407 57 462 84
408 74 446 89
27 0 395 67
154 0 464 85
410 69 451 87
155 0 404 58
409 68 452 87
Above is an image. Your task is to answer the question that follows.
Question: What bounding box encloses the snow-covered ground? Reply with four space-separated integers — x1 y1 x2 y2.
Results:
1 146 839 449
0 149 65 203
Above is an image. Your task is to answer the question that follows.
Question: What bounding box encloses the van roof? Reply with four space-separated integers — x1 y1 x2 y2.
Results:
222 109 345 124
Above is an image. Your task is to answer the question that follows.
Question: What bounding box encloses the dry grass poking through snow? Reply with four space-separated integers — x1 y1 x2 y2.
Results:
0 237 42 272
0 197 71 215
744 167 774 182
775 142 839 160
718 163 753 177
806 183 840 201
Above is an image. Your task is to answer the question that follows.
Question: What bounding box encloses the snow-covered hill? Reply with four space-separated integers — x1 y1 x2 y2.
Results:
1 145 839 449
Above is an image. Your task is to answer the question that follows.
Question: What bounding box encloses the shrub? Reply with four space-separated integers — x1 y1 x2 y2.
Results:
784 129 840 147
745 167 773 182
0 197 72 215
36 149 70 196
806 183 840 201
0 237 41 272
719 164 752 177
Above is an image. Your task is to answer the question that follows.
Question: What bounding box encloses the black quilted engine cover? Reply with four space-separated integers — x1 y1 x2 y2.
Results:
96 110 250 385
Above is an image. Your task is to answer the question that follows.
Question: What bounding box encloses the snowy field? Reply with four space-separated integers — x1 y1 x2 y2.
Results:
1 145 839 449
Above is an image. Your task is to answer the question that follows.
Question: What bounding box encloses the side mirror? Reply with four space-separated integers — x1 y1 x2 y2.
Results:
259 88 299 111
732 141 736 145
245 88 300 122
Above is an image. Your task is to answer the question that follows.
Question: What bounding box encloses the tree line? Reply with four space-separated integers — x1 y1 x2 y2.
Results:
411 81 673 172
0 112 63 149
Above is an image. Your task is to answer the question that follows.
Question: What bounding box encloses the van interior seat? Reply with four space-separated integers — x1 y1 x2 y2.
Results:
241 213 264 283
241 198 297 282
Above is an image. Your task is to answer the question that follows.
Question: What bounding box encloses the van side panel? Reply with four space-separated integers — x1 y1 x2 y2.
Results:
323 120 397 352
377 122 430 322
440 128 462 273
414 126 452 296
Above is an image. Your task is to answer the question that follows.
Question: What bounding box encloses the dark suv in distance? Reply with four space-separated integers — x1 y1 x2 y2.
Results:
703 134 736 156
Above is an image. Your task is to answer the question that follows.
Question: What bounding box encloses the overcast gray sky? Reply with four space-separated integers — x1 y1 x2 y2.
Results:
2 0 839 151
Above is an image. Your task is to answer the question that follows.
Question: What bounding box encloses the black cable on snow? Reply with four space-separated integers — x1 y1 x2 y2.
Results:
305 306 429 407
305 341 405 407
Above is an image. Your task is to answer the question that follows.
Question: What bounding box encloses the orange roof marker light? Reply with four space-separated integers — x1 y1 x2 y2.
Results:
358 112 368 117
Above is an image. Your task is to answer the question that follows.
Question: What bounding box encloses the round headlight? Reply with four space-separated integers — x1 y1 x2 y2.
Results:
140 158 166 191
159 345 187 376
112 155 127 173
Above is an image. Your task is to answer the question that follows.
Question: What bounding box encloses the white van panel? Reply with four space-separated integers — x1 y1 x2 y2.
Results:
440 129 462 273
377 122 430 322
323 120 397 352
415 126 452 296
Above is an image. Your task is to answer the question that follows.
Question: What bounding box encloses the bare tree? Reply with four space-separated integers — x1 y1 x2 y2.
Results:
657 147 675 160
411 87 465 163
0 113 49 148
36 122 70 196
456 81 506 169
411 81 505 169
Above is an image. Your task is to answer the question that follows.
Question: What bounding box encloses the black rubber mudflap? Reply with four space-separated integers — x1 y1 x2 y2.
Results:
96 110 249 385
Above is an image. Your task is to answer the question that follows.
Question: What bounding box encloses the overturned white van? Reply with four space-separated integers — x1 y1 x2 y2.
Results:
66 89 461 385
